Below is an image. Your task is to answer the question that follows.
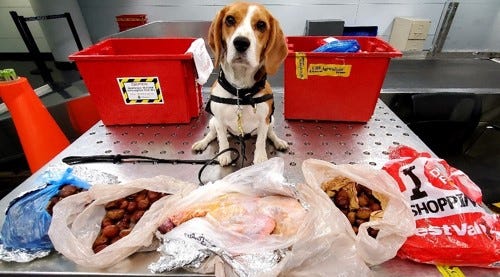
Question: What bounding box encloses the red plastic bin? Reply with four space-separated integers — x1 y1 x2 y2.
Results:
116 14 147 32
69 38 201 125
284 36 401 122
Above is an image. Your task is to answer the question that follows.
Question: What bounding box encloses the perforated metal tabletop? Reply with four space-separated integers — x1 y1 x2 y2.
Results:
25 90 432 186
1 90 496 276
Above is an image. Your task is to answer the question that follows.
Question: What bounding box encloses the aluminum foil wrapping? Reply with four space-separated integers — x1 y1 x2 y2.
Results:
47 163 119 185
0 164 119 263
148 235 212 273
0 244 51 263
227 249 287 277
149 231 289 277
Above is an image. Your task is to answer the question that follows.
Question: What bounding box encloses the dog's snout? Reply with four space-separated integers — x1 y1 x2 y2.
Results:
233 36 250 52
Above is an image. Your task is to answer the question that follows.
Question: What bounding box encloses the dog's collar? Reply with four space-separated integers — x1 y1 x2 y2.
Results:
206 69 274 119
217 69 267 98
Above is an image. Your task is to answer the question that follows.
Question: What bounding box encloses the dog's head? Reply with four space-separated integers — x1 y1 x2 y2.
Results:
208 2 288 77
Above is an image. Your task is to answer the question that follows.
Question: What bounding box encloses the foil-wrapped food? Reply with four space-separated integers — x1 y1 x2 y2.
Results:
151 192 305 275
149 158 373 277
150 191 307 276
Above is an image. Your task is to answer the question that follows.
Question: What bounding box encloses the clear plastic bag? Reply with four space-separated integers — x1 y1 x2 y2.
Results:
150 158 371 277
48 175 197 268
301 158 416 266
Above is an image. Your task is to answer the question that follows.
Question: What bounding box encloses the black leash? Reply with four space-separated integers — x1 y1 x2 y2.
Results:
237 135 247 168
62 147 240 186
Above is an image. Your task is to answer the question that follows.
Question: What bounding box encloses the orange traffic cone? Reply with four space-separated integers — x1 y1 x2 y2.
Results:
66 95 100 135
0 76 70 173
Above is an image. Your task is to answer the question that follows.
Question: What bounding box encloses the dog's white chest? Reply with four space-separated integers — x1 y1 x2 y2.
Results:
210 84 268 135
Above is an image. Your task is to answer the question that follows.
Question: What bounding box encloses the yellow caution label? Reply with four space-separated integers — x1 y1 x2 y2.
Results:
295 52 351 79
436 265 465 277
295 52 307 80
308 63 351 77
117 77 163 105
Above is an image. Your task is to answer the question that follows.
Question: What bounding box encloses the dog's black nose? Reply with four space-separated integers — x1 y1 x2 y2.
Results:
233 36 250 52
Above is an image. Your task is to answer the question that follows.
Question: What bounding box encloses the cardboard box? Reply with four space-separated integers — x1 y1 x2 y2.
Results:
389 17 431 51
284 36 402 122
405 39 426 51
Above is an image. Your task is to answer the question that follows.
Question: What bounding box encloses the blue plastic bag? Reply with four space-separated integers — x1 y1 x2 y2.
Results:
313 39 360 53
0 168 90 251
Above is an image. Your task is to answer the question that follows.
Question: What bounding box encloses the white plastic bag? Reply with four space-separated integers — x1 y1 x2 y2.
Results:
186 38 213 85
48 175 196 268
150 158 372 277
302 159 416 266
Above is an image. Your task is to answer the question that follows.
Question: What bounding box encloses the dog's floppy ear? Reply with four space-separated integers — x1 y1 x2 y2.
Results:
263 16 288 75
208 7 227 67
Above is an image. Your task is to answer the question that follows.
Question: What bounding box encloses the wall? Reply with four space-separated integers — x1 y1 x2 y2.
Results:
0 0 50 52
1 0 499 54
77 0 500 52
77 0 445 51
443 0 500 52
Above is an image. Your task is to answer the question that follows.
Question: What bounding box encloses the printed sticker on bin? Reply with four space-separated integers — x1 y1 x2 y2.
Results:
117 77 163 105
295 52 351 80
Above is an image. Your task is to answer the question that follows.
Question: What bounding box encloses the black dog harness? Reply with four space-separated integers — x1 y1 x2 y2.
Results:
205 70 275 166
205 70 274 116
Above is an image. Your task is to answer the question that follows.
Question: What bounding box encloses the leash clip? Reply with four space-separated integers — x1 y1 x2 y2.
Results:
236 88 245 136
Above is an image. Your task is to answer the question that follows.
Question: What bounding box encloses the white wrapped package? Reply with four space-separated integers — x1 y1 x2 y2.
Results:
186 38 214 85
150 158 372 277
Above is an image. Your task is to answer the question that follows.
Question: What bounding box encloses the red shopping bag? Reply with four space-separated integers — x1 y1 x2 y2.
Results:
383 145 499 268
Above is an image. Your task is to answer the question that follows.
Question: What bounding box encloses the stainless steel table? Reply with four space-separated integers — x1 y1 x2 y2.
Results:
0 90 497 276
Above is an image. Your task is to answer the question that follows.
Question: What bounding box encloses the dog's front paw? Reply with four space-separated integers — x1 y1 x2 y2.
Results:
192 140 209 152
253 151 268 164
273 138 289 151
217 151 233 166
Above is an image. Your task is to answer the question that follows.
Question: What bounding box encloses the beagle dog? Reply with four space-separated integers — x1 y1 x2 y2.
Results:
192 2 289 166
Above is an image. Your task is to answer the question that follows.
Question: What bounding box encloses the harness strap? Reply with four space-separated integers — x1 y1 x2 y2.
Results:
206 69 272 115
210 94 273 106
205 94 275 122
217 69 267 98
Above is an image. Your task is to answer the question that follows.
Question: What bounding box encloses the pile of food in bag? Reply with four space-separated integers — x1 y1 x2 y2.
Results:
321 176 384 237
0 147 497 275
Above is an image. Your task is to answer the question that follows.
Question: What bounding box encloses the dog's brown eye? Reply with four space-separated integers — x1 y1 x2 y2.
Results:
256 21 267 32
225 15 236 26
